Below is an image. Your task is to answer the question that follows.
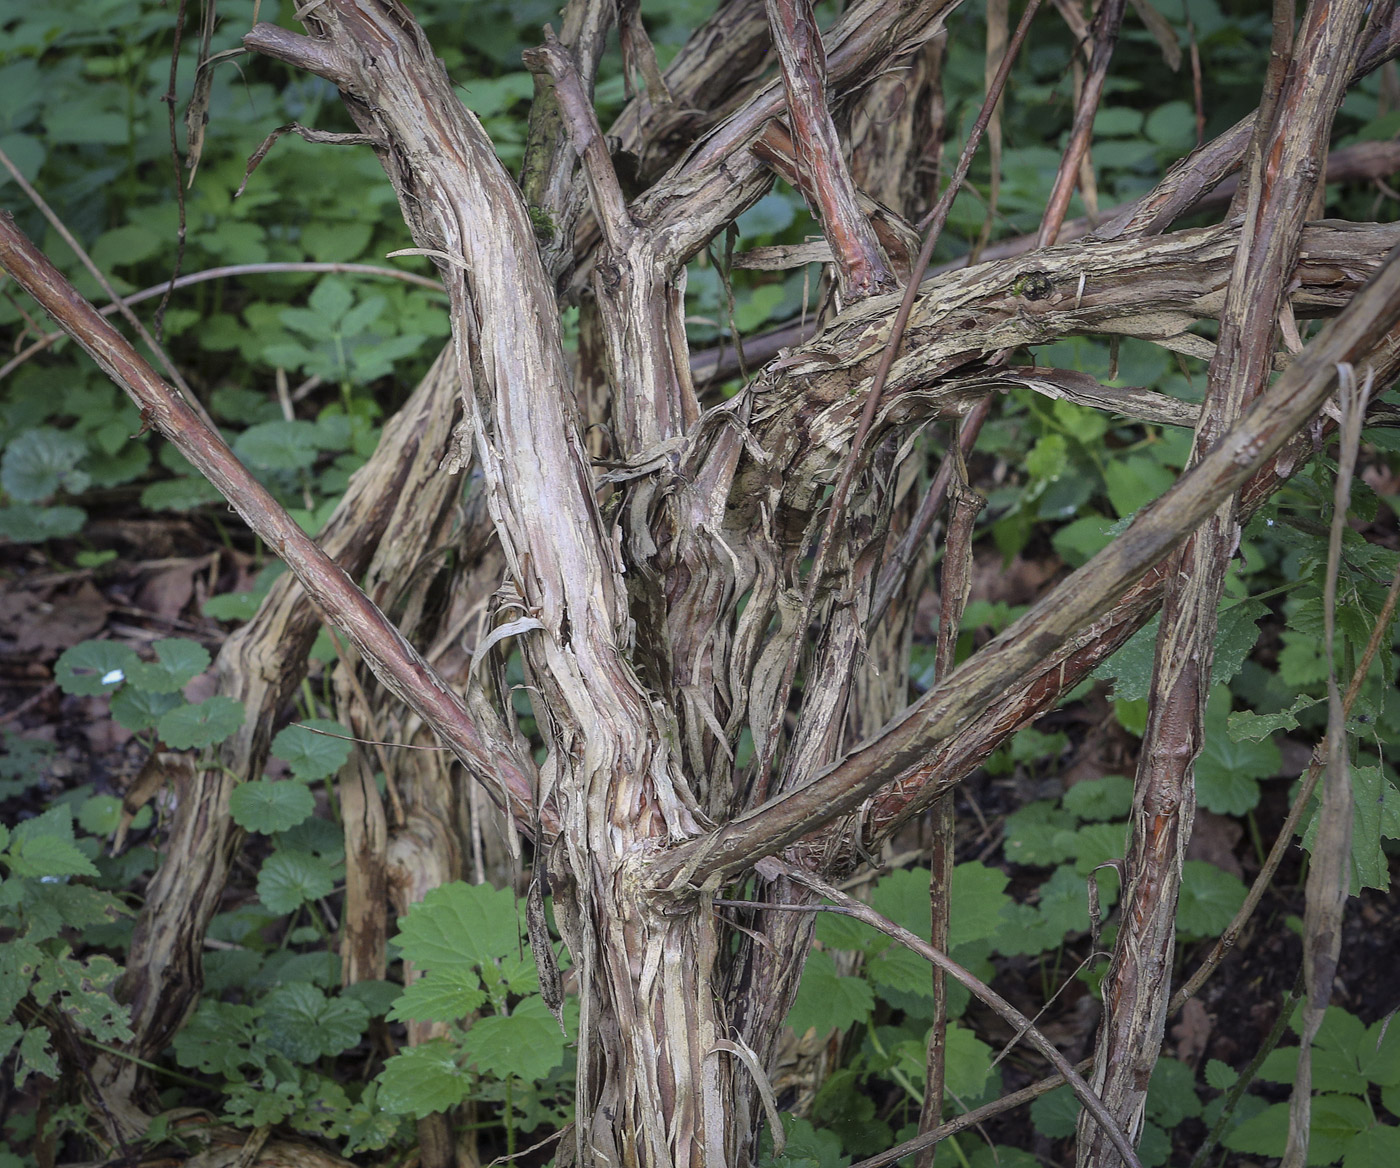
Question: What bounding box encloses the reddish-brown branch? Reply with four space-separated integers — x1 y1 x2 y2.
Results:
766 0 895 299
0 211 542 833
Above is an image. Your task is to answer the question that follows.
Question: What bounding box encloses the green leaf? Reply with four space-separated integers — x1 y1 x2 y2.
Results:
261 983 370 1062
1062 775 1134 822
1343 1123 1400 1168
947 862 1013 949
109 686 182 732
942 1022 995 1100
1030 1085 1080 1138
342 979 402 1018
126 638 210 694
1146 1057 1202 1127
140 476 223 511
15 1026 59 1086
1196 686 1279 815
2 427 88 500
461 995 570 1082
229 780 315 835
271 720 354 781
157 696 245 748
1228 694 1320 741
1312 1094 1374 1163
1205 1058 1238 1089
54 641 139 696
235 420 323 471
786 949 875 1036
1176 861 1246 940
376 1039 472 1118
393 881 524 970
0 503 87 542
1104 454 1175 518
5 806 98 878
1004 801 1080 867
77 794 122 836
0 939 43 1019
1144 100 1196 150
258 849 336 914
387 968 488 1023
172 1000 259 1076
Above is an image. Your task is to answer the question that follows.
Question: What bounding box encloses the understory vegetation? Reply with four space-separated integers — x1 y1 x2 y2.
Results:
2 1 1399 1167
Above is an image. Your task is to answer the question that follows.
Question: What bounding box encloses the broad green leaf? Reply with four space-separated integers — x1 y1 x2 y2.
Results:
1343 1123 1400 1168
77 794 122 836
1146 1057 1202 1126
229 781 315 835
15 1026 59 1087
786 949 875 1037
1228 695 1320 741
1196 686 1278 815
942 1022 995 1100
1104 454 1175 518
1030 1085 1080 1138
342 979 401 1018
110 686 182 732
1004 801 1079 867
158 696 244 749
261 983 369 1062
0 503 86 542
1205 1058 1239 1089
376 1040 471 1118
140 476 223 511
948 862 1013 949
461 995 570 1082
1176 861 1246 940
258 849 336 914
54 641 139 696
6 806 98 878
1 427 88 500
0 939 43 1020
126 638 210 694
393 881 524 970
172 1000 259 1076
387 969 488 1023
235 420 323 471
1062 775 1134 822
271 719 353 781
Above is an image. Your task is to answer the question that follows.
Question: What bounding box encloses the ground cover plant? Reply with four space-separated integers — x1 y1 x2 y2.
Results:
2 1 1400 1167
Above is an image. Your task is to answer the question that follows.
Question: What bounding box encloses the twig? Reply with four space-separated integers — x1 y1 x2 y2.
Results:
763 860 1144 1168
752 0 1045 802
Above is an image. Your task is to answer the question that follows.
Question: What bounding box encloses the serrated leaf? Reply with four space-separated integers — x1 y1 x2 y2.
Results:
157 696 244 748
15 1026 59 1086
388 969 488 1023
1004 801 1079 867
260 983 369 1062
460 995 569 1082
1030 1085 1080 1138
54 641 139 696
948 862 1013 949
2 427 88 500
1205 1058 1238 1089
1062 775 1135 821
942 1023 995 1100
376 1040 471 1118
1343 1122 1400 1168
0 503 86 542
126 638 210 694
785 949 874 1036
1196 687 1278 815
393 882 524 970
1176 861 1246 939
1301 767 1400 894
77 794 122 836
172 1000 259 1075
6 806 98 878
0 939 43 1019
258 849 336 914
1146 1057 1202 1127
110 685 182 732
271 720 353 781
230 780 315 834
1228 694 1320 741
234 420 322 471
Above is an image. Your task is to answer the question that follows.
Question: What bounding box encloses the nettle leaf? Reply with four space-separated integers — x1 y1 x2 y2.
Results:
261 983 370 1062
461 995 570 1082
15 1026 59 1087
342 979 401 1019
6 806 98 879
387 968 488 1023
230 780 315 835
235 420 323 471
172 1000 260 1076
0 939 43 1019
110 686 182 732
54 641 139 697
126 638 210 694
1301 767 1400 894
258 849 337 914
1228 694 1320 742
1196 686 1279 816
0 503 86 542
1 427 89 500
1095 600 1264 702
1062 775 1134 822
1146 1057 1202 1127
948 862 1013 949
271 719 353 781
1176 861 1246 939
1204 1059 1239 1090
786 948 874 1037
29 952 132 1042
942 1023 996 1101
376 1039 472 1118
157 695 245 749
394 881 524 970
